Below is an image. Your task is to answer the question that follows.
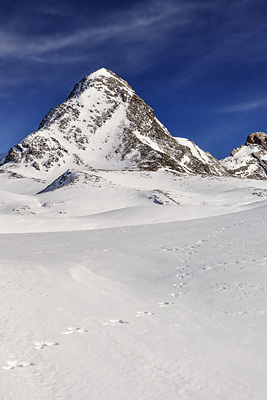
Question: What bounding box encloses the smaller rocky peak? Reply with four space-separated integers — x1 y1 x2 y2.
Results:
245 132 267 146
222 131 267 179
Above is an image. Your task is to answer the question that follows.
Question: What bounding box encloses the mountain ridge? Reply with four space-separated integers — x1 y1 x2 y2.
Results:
1 68 266 182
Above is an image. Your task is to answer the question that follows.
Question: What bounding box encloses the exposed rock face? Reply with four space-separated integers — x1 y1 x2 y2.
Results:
246 132 267 146
221 132 267 179
0 68 228 178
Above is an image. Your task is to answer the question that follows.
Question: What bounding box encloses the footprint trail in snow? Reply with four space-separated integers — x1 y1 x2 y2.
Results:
61 327 88 334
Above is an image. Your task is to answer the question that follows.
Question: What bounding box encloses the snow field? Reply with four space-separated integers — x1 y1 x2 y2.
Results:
0 171 267 399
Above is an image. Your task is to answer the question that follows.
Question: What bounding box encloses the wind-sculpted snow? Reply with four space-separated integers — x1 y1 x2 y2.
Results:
1 197 267 399
0 161 267 399
1 169 267 233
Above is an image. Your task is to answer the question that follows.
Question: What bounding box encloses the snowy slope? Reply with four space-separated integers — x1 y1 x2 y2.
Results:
1 181 267 399
1 169 267 233
0 68 228 180
1 160 267 399
222 132 267 179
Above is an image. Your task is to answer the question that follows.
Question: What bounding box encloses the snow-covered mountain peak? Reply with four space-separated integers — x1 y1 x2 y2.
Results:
90 67 114 78
65 68 134 102
0 68 228 180
221 131 267 179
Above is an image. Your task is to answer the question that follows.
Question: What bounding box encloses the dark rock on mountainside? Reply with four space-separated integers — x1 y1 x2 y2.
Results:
246 132 267 147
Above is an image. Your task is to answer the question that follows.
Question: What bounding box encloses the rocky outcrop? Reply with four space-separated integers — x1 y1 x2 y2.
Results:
221 132 267 179
246 132 267 147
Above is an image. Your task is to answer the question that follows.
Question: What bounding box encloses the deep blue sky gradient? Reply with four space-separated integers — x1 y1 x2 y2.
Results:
1 0 267 158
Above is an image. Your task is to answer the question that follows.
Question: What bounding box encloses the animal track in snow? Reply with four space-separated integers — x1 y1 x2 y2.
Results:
176 273 190 279
135 311 154 317
158 302 174 307
34 341 59 350
201 265 213 271
102 319 129 325
173 283 185 287
2 360 34 370
169 293 184 297
61 327 88 334
176 265 190 270
160 246 180 252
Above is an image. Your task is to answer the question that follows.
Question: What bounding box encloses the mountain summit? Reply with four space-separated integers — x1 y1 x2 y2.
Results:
1 68 227 178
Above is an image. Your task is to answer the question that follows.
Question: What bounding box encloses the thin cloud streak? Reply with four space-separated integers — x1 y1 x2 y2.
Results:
221 99 267 113
0 2 194 60
0 0 200 96
1 0 266 87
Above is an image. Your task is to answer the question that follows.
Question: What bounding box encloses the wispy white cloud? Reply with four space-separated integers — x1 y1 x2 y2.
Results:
0 1 195 61
221 99 267 113
0 0 203 96
1 0 266 93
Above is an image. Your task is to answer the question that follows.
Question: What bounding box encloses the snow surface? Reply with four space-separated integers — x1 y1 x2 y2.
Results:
1 170 267 399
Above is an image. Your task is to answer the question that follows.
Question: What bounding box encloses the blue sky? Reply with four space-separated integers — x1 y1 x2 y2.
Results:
1 0 267 159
